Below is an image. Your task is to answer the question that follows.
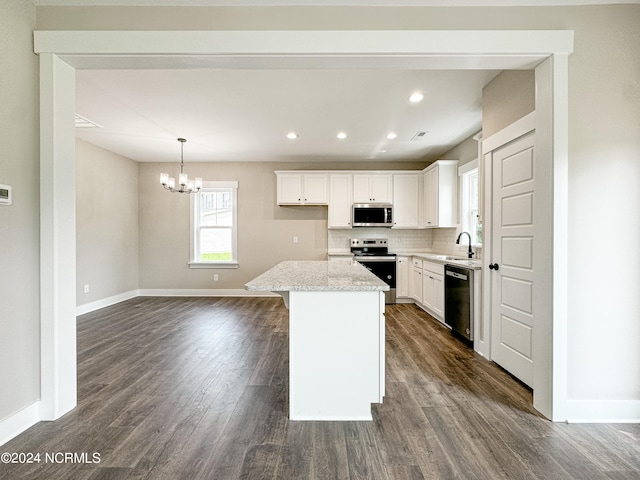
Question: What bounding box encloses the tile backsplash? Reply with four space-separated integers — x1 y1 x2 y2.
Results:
328 228 433 254
328 227 482 259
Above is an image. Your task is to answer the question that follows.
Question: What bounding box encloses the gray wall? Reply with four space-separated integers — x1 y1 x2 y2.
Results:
76 139 139 305
482 70 536 138
3 2 639 430
138 160 426 291
0 1 40 422
0 0 40 426
438 133 480 167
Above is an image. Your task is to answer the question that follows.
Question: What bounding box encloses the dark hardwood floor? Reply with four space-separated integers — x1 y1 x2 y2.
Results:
2 297 639 479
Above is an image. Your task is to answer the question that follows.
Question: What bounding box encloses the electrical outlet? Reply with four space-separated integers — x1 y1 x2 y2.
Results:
83 284 90 294
293 236 299 244
214 274 219 281
0 184 12 206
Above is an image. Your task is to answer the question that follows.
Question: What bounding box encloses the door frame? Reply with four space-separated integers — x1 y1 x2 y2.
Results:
34 29 572 421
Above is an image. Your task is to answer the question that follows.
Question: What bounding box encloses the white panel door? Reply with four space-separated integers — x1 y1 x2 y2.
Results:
490 132 537 387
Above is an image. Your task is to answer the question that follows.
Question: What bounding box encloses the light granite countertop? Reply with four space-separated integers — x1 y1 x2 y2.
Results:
245 260 389 292
410 253 482 270
327 250 482 270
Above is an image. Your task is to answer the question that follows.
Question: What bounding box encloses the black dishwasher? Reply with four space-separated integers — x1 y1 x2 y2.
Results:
444 264 474 344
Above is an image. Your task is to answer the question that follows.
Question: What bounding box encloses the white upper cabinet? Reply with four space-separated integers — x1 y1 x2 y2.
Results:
353 174 393 203
276 172 328 205
392 174 420 228
328 174 353 228
304 174 329 203
422 160 458 228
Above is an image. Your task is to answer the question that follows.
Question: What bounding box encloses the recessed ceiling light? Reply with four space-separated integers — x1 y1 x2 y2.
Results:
386 132 397 140
286 132 299 140
409 92 424 103
337 132 347 139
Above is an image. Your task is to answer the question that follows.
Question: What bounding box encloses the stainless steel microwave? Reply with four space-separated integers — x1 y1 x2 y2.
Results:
352 204 393 227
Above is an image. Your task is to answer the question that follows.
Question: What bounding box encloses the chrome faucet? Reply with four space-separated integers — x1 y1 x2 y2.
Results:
456 231 474 259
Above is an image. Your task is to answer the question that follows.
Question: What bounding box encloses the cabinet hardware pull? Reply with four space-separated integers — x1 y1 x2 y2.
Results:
489 263 500 270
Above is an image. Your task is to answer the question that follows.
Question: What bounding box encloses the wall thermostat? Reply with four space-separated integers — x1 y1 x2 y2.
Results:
0 184 12 205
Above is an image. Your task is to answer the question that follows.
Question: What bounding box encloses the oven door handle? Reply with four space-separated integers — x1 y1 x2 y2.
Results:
354 256 397 262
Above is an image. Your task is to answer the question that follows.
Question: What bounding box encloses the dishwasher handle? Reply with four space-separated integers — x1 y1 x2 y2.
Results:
445 270 468 281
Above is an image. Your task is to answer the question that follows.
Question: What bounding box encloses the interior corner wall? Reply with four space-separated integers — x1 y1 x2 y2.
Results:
482 70 535 138
0 0 41 426
76 139 139 307
438 133 480 167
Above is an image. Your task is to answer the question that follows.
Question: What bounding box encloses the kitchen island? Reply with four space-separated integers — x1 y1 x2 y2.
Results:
245 260 388 421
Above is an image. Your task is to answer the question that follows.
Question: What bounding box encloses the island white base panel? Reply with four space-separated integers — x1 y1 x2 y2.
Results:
288 290 385 421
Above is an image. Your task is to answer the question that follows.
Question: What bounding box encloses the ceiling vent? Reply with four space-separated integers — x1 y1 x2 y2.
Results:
410 131 428 141
74 114 102 129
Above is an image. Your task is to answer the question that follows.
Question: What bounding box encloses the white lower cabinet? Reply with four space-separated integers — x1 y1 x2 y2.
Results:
422 262 444 322
411 257 444 323
410 258 423 303
396 256 410 298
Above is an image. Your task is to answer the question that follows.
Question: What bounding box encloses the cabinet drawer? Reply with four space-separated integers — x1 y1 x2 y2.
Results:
423 261 444 276
412 258 423 268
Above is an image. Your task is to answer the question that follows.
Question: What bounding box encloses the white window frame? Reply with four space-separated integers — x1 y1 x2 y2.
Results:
459 159 482 247
189 180 239 269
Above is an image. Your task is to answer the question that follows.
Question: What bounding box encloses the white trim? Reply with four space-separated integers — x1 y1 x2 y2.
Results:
482 111 536 153
33 30 574 58
69 288 469 314
548 53 570 422
77 288 280 315
34 29 574 428
188 261 239 269
76 290 139 316
565 400 640 424
190 181 239 267
0 402 40 447
137 288 279 297
39 53 77 421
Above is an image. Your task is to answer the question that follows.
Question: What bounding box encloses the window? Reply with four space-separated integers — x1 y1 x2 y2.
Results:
460 161 482 246
190 181 238 268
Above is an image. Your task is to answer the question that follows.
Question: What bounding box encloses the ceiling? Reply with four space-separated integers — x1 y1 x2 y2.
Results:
61 0 611 164
75 68 500 164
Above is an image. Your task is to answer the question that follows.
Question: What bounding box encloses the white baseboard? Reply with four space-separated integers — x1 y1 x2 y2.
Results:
395 297 414 304
137 288 278 297
565 399 640 423
76 290 139 316
0 401 40 447
77 288 279 315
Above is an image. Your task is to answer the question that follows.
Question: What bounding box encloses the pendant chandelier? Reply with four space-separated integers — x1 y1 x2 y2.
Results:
160 138 202 194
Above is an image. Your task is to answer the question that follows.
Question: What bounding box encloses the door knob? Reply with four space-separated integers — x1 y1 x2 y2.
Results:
489 263 500 270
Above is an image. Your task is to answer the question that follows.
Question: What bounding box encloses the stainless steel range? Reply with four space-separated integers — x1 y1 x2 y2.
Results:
350 238 396 304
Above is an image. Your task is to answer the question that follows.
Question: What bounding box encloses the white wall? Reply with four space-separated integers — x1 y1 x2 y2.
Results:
76 139 139 307
0 0 40 430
